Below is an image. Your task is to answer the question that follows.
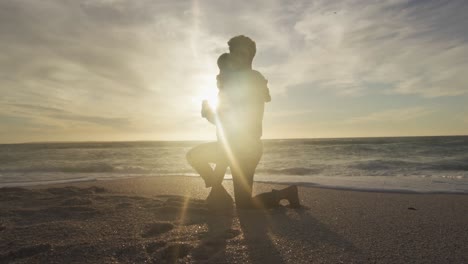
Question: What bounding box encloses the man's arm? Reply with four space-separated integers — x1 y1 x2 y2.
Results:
251 70 271 103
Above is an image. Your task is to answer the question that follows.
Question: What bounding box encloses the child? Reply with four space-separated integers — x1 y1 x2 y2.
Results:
199 53 234 188
202 53 233 117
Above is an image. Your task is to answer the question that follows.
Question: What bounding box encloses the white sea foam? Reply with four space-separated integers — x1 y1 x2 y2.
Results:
1 137 467 193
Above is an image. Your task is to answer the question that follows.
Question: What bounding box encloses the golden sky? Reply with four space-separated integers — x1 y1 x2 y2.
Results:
1 0 467 143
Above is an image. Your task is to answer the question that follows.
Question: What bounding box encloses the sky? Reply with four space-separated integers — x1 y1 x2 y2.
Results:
1 0 467 143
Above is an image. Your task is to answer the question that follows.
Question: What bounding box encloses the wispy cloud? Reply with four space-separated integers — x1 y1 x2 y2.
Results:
4 103 130 128
346 107 433 124
261 1 468 97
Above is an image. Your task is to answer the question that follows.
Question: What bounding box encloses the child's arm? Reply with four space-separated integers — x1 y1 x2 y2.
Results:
201 100 216 124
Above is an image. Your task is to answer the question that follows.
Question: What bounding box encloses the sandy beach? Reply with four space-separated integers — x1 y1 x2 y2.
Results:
1 176 467 263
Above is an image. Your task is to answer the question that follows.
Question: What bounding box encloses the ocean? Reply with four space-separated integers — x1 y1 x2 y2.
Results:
1 136 467 193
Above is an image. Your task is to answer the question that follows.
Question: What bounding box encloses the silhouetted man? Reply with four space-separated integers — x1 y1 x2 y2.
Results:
187 35 299 209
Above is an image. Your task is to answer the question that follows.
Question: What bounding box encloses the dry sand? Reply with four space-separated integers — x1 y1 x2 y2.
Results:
1 176 467 263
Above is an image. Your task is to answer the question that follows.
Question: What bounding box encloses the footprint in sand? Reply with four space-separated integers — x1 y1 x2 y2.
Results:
0 244 51 262
154 196 209 218
164 196 207 208
116 202 134 209
46 186 106 197
141 222 174 238
145 241 167 254
155 243 192 263
61 197 93 206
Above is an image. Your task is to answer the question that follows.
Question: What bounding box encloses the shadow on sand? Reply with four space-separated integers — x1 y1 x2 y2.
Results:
158 185 361 263
0 186 361 263
236 205 362 264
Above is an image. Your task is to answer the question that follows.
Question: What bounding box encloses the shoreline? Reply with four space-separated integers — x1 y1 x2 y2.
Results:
2 174 467 195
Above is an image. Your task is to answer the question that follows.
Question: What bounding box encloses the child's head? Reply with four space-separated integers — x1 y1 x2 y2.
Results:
217 53 233 73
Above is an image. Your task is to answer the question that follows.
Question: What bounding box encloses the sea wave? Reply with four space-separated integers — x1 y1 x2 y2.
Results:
257 167 322 176
351 159 420 171
423 159 468 171
352 158 468 172
0 163 151 174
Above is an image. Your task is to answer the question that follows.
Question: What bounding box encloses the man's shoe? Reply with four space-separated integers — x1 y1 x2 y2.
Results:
284 185 300 208
272 185 301 208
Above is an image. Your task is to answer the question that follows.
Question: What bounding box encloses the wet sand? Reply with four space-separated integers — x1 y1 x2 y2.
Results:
1 176 467 263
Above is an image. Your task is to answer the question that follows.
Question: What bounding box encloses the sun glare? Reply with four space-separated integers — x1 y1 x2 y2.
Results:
191 86 218 111
204 89 219 109
191 71 219 110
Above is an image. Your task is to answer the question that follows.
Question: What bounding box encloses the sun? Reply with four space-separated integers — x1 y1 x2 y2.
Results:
191 70 219 109
204 89 219 109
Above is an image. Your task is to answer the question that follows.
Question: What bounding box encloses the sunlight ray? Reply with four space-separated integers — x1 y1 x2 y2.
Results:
179 195 191 225
212 110 252 200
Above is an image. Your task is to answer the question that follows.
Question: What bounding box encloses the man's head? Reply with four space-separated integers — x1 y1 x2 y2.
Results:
228 35 256 69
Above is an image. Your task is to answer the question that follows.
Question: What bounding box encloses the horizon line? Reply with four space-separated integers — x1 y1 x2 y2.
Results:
2 134 468 145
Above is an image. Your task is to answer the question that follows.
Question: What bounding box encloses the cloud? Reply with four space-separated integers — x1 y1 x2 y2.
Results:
4 103 130 128
258 1 468 97
0 0 222 139
0 0 467 142
462 116 468 124
346 107 433 124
